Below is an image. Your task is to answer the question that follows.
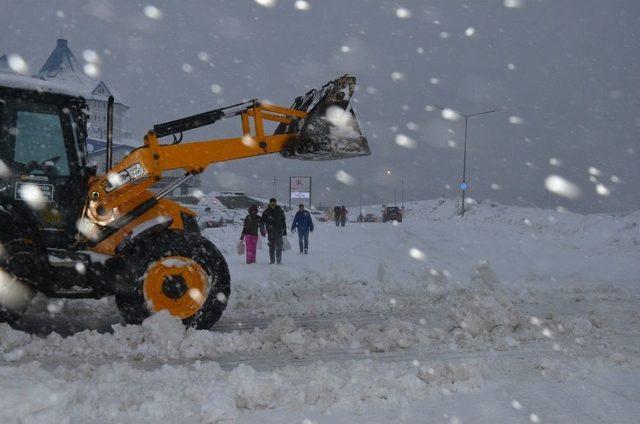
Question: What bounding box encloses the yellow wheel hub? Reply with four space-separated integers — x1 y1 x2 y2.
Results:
143 256 209 319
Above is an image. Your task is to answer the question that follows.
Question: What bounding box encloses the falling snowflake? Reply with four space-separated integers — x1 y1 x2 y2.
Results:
545 175 582 200
395 7 412 18
391 71 406 81
8 54 29 75
595 184 610 196
294 0 310 10
335 170 356 186
465 27 476 37
441 108 461 121
409 248 426 261
255 0 277 7
406 122 419 131
504 0 525 8
588 166 602 176
143 5 163 20
395 134 417 149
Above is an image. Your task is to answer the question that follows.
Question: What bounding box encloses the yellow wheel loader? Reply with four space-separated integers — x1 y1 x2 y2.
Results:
0 74 369 328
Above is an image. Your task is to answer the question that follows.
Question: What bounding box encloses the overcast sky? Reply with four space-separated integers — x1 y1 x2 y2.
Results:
1 0 638 213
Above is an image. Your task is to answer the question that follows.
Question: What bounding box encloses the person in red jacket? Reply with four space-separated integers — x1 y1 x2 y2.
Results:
340 205 348 227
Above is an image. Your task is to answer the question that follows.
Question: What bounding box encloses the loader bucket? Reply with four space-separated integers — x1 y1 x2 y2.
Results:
278 75 370 160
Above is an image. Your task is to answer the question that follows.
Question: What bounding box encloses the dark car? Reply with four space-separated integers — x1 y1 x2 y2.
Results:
382 206 402 223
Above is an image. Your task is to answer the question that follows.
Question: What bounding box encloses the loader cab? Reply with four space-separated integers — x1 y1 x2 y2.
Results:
0 83 90 247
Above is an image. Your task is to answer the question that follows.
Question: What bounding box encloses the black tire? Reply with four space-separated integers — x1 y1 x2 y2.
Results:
0 306 19 325
0 196 46 323
115 231 230 329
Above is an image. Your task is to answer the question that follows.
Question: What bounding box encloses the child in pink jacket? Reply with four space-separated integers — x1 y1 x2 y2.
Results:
240 205 261 264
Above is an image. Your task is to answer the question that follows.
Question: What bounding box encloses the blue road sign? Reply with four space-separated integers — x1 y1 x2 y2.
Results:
459 182 468 190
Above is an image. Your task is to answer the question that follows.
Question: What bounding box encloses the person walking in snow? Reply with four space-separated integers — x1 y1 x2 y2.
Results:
333 205 341 227
240 205 261 264
291 203 314 254
340 205 348 227
260 198 287 264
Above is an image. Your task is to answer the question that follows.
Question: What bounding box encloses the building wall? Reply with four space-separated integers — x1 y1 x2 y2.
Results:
86 99 129 142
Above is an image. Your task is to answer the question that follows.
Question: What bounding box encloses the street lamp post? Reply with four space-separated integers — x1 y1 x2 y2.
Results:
434 105 495 216
385 170 403 208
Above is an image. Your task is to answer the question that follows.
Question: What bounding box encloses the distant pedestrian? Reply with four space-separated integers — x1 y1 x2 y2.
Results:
240 205 261 264
291 204 314 254
340 205 348 227
260 198 287 264
333 205 341 226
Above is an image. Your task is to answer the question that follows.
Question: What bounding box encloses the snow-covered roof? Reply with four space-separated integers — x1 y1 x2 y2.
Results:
0 72 89 97
32 39 127 106
34 39 91 86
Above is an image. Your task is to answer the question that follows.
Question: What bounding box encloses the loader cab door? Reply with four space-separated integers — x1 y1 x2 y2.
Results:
0 90 88 247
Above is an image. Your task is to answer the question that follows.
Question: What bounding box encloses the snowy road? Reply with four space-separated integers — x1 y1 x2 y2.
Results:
1 200 639 423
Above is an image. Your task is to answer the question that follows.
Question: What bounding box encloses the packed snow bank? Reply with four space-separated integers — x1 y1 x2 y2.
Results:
1 263 604 363
0 357 483 424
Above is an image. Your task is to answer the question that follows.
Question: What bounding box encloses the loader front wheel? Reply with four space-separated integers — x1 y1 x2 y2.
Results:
115 232 230 329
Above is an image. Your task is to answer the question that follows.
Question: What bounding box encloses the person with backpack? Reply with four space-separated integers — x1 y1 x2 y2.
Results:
291 203 314 254
240 205 261 264
260 198 287 264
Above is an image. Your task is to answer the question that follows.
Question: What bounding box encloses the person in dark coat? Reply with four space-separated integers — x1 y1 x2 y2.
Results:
291 204 314 254
333 205 341 226
340 205 348 227
260 198 287 264
240 205 260 264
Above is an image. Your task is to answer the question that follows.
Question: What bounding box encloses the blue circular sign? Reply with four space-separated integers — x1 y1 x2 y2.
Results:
459 182 468 190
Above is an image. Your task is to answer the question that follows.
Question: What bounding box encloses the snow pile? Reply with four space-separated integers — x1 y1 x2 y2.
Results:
1 262 600 364
0 359 482 423
447 262 529 348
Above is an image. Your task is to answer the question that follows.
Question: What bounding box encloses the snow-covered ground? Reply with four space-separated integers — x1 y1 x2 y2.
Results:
2 199 639 423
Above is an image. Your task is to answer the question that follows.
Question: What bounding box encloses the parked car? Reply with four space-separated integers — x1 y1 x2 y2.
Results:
382 206 403 222
197 207 225 228
364 213 378 222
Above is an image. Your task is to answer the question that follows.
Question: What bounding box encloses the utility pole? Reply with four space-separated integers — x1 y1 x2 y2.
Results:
359 174 363 219
272 176 277 198
433 105 495 217
401 176 404 209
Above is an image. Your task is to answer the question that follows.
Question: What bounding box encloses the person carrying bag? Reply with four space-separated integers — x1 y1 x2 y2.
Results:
240 205 261 264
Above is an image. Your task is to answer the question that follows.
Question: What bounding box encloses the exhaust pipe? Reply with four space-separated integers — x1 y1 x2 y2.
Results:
106 95 114 172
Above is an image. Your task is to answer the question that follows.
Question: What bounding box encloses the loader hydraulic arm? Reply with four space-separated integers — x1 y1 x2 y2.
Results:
82 74 369 247
84 101 307 227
